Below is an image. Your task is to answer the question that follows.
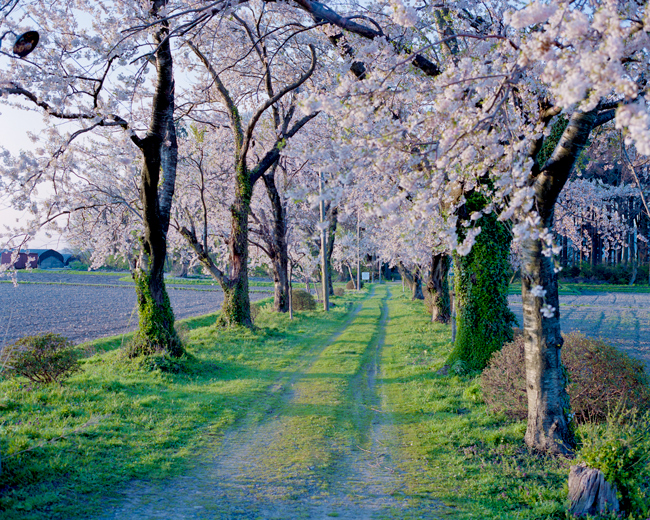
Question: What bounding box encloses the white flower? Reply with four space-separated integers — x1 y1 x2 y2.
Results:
540 304 556 318
531 285 547 298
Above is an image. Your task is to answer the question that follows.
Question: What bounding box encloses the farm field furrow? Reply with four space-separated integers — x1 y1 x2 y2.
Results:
509 291 650 370
0 273 272 347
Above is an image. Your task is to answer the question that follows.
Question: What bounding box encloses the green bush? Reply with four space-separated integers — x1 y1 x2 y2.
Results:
333 287 345 297
250 302 261 322
577 408 650 516
68 260 90 271
291 289 316 311
345 280 364 290
481 333 650 423
1 333 81 384
560 261 649 285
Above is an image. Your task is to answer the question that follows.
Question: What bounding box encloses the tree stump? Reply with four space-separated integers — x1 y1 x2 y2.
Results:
568 463 619 516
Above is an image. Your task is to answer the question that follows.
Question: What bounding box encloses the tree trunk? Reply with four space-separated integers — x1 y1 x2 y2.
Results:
128 21 181 357
449 211 515 370
398 263 424 300
180 164 253 328
427 253 451 323
568 463 619 517
522 108 598 454
220 165 253 327
346 262 356 287
326 206 338 296
271 253 290 313
262 172 290 312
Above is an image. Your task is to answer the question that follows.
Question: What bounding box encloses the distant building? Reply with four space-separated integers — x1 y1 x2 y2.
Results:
0 251 39 269
1 248 67 269
61 253 79 266
30 249 65 268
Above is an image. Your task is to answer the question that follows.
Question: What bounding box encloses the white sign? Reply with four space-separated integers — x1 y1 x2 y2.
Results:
362 272 370 281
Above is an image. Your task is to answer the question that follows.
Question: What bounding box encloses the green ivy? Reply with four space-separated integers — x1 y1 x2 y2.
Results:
127 271 184 358
577 409 650 517
218 281 252 328
448 199 517 371
537 116 569 168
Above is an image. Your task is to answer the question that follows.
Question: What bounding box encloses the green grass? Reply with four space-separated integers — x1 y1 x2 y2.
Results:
509 282 650 295
0 291 367 519
7 284 635 519
380 292 570 519
241 286 390 494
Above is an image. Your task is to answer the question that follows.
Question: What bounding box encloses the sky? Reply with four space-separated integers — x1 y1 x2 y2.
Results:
0 104 70 250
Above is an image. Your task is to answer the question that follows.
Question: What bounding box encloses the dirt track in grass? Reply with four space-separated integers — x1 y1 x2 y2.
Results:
97 286 442 520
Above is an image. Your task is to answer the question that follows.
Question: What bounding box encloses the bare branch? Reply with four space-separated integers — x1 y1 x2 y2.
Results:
242 44 317 162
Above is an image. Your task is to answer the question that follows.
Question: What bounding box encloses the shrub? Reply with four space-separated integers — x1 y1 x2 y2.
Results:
68 260 90 271
481 333 650 423
577 408 650 516
1 333 81 384
250 302 261 322
345 280 364 290
291 289 316 311
333 287 345 297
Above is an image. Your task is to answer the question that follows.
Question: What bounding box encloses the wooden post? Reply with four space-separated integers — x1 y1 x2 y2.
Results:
319 171 329 311
289 262 294 320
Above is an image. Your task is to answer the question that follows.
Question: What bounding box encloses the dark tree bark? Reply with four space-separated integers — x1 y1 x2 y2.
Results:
326 206 338 296
128 14 182 357
427 253 451 323
259 169 290 313
398 262 424 300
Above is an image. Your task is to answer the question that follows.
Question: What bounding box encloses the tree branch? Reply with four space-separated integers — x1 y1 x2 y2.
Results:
187 42 244 152
241 44 317 162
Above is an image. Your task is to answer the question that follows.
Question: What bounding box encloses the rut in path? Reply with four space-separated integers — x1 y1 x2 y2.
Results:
99 286 441 520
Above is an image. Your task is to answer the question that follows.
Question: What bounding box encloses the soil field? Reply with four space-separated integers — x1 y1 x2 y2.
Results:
0 272 272 348
509 292 650 370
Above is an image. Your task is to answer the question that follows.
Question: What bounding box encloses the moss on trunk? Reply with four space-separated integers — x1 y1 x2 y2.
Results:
128 271 183 357
448 211 516 371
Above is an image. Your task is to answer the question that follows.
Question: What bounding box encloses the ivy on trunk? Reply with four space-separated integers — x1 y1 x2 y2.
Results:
448 207 516 371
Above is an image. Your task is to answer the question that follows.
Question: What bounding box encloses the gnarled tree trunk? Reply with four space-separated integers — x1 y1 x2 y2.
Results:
128 18 181 357
427 253 451 323
220 165 253 326
449 210 515 371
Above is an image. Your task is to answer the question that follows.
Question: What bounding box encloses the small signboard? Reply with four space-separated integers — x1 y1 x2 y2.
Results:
362 272 370 281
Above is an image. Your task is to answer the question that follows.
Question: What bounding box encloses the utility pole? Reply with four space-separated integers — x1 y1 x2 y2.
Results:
319 171 329 311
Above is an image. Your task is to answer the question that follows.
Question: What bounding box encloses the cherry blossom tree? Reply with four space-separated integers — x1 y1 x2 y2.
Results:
0 0 186 356
175 8 321 326
295 0 650 454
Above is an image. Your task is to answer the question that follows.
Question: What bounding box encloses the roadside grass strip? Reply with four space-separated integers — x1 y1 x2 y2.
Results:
381 291 569 519
232 286 390 501
510 282 650 295
0 291 366 520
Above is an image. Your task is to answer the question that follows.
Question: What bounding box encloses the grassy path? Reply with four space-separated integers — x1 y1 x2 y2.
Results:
3 285 578 519
97 285 442 519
